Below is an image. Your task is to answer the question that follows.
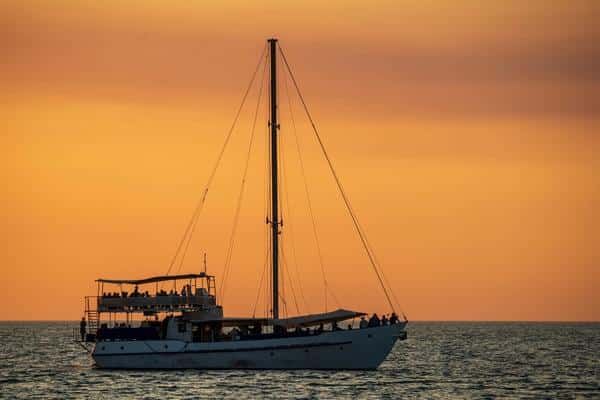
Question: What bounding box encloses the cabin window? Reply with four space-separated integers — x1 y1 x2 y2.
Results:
178 322 187 333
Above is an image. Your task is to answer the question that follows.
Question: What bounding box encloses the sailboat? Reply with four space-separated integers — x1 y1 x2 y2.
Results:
77 38 407 370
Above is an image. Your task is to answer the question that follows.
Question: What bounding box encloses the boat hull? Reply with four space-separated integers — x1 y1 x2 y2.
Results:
92 323 406 370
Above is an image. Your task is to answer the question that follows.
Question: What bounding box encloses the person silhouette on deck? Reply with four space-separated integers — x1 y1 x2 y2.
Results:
80 317 86 341
368 313 380 328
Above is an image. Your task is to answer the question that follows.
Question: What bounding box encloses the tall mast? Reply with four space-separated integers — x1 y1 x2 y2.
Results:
268 38 280 320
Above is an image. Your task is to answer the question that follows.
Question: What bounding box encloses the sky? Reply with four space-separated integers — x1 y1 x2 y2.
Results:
1 0 599 321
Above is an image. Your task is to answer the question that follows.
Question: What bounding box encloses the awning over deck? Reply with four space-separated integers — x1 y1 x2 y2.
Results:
96 273 211 285
185 317 270 327
182 309 364 328
274 309 366 329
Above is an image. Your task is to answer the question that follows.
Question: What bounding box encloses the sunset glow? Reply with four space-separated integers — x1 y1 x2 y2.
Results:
2 0 599 321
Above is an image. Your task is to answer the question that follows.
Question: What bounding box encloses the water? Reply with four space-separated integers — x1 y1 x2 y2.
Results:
0 322 598 399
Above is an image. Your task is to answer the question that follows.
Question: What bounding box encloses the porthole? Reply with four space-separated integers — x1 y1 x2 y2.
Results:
101 346 105 350
120 346 124 350
368 334 372 338
339 346 343 350
164 345 169 349
304 349 309 353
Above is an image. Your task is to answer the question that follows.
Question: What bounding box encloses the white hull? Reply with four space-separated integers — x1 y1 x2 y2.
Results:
92 323 406 370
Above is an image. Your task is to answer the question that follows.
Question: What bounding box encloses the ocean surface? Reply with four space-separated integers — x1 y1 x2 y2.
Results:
0 322 598 399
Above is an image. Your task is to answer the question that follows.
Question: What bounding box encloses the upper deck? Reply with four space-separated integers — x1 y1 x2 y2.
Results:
96 290 216 313
93 273 218 314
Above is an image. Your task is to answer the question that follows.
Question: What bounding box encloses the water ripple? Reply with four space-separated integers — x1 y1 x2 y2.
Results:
0 322 598 399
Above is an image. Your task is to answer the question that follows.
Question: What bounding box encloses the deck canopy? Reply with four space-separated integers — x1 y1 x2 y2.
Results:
183 310 364 328
184 316 269 327
274 309 366 329
96 273 211 285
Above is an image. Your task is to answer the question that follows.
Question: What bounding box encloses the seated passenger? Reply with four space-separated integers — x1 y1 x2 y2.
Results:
390 312 399 325
381 314 389 326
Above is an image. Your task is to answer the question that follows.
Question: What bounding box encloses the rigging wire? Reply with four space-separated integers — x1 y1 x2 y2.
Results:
279 44 399 314
279 135 309 313
279 59 311 313
278 99 306 315
219 53 268 302
166 44 267 277
281 247 301 315
251 245 270 318
281 260 287 318
281 56 333 313
255 69 271 320
278 292 288 318
357 224 408 319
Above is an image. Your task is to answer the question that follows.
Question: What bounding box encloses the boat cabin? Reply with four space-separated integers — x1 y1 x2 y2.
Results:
80 273 223 341
80 272 369 344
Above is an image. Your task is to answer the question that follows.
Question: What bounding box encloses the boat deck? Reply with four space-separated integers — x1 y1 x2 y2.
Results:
96 294 216 313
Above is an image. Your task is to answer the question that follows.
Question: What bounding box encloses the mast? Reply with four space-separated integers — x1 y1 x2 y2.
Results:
268 38 280 320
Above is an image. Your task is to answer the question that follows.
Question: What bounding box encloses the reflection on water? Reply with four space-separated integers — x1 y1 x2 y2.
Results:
0 322 598 399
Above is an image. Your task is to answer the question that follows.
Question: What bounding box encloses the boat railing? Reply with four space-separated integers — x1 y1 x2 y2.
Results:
90 294 216 312
72 327 80 342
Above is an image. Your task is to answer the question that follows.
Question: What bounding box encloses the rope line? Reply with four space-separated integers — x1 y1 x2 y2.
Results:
251 245 270 318
219 53 267 301
279 44 398 314
279 117 309 313
281 243 301 315
166 44 267 276
281 59 332 313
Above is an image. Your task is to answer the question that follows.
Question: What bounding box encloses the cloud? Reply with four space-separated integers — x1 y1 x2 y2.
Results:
2 0 599 119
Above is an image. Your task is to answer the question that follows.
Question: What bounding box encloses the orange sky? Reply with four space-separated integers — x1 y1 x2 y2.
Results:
1 1 599 321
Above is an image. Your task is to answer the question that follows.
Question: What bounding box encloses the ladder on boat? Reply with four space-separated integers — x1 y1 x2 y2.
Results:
85 296 99 335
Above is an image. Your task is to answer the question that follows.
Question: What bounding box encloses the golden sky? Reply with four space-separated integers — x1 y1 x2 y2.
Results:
1 0 599 320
